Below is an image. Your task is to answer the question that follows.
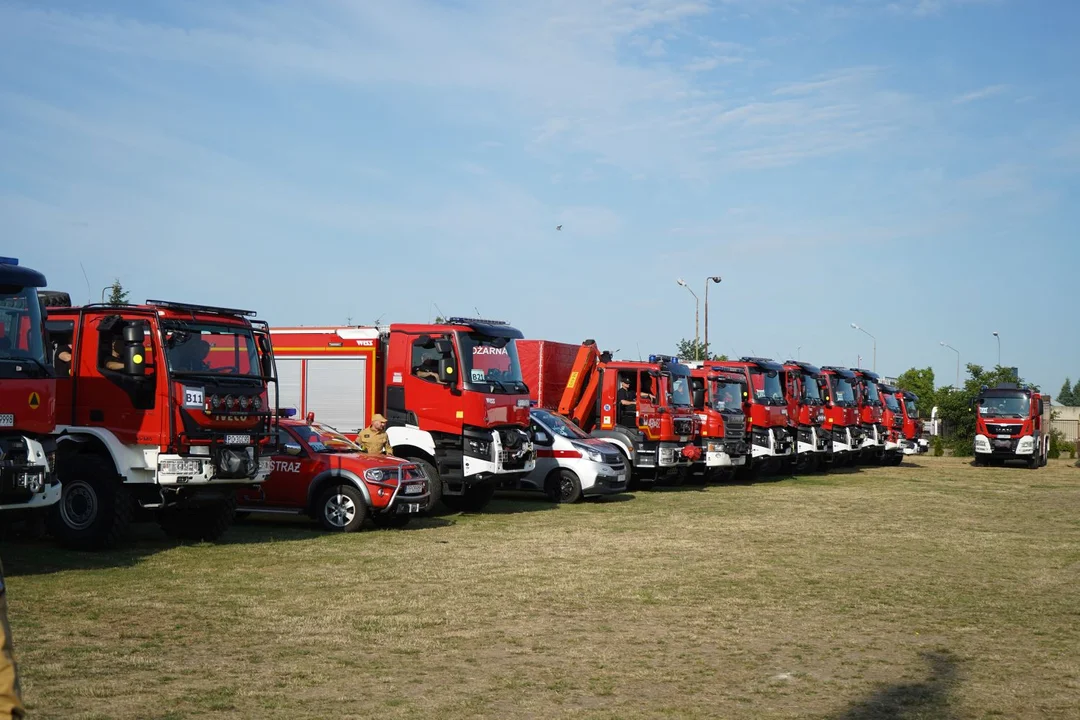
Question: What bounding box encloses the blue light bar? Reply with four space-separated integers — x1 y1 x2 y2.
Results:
277 408 297 418
649 354 679 364
0 257 18 266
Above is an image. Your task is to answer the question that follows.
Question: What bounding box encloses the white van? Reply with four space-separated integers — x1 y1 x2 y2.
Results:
519 408 629 503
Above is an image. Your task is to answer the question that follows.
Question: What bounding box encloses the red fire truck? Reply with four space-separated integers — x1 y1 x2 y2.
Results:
780 360 829 473
43 297 278 548
518 339 701 487
973 383 1050 468
0 257 60 531
850 368 886 463
686 363 748 481
714 357 792 474
898 390 928 455
269 318 535 513
876 382 905 465
819 366 860 467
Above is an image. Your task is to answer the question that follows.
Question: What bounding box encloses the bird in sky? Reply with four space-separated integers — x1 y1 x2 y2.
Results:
555 225 562 231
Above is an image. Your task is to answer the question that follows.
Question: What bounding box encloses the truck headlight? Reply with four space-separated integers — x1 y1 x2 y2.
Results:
466 438 491 458
974 436 991 453
659 447 675 464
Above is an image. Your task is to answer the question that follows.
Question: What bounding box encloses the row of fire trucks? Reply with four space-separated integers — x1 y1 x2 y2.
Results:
0 255 1050 550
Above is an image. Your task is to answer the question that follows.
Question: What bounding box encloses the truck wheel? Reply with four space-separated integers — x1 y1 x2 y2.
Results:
159 495 238 542
371 514 411 529
47 455 132 550
409 458 442 516
315 483 367 532
544 469 582 504
442 482 496 513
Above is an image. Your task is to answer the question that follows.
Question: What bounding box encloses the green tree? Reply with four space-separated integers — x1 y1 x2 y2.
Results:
896 366 936 411
676 338 727 362
106 278 129 306
1057 378 1075 406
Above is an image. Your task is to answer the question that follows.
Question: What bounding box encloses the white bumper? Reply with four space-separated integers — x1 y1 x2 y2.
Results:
156 452 272 486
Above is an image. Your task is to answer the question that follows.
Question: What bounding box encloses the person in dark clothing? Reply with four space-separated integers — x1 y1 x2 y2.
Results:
617 376 637 426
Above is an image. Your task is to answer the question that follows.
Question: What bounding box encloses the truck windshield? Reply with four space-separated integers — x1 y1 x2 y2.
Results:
978 395 1029 418
667 373 692 407
162 322 260 377
533 409 590 439
905 399 918 418
0 285 46 374
750 369 785 405
709 380 744 412
862 380 881 404
801 374 822 403
830 377 857 406
291 423 361 453
883 394 901 412
459 332 525 393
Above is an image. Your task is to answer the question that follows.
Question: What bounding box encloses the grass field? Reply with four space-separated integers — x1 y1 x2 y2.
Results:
4 456 1079 719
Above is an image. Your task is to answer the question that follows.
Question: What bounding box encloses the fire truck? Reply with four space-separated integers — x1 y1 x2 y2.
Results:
780 360 829 473
876 382 905 465
43 297 278 548
518 340 701 487
269 318 535 513
686 363 748 481
973 383 1050 468
850 368 887 463
898 390 928 455
0 257 60 531
714 357 792 474
819 366 859 467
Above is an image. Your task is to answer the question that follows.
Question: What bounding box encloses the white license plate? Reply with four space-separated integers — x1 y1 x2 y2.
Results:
0 414 13 428
164 459 202 474
225 434 251 445
616 475 626 484
403 483 424 495
996 435 1011 439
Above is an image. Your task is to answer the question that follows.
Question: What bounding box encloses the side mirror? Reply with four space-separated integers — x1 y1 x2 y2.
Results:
122 323 146 376
692 388 705 409
261 353 274 378
534 431 551 445
434 338 453 355
284 442 302 456
438 357 456 384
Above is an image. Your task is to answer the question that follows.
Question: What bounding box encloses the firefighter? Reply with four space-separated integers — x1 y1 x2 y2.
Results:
357 414 392 455
104 335 125 372
0 559 25 719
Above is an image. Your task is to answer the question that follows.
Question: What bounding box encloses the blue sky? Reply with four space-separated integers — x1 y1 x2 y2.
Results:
2 0 1078 398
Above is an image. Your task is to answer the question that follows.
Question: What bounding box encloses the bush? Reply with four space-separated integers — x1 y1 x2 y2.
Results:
932 436 944 457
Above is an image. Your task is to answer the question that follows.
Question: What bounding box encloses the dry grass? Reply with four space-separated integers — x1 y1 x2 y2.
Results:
4 457 1080 719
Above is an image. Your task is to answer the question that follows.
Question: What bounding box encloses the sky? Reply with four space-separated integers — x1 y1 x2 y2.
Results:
2 0 1078 398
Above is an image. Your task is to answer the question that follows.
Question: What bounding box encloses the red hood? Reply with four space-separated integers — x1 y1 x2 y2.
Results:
0 377 55 435
461 390 530 428
748 402 787 428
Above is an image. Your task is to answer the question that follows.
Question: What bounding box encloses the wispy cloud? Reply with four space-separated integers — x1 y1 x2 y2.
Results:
953 84 1009 104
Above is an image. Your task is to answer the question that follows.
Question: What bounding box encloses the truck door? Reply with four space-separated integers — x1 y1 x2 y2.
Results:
387 331 461 435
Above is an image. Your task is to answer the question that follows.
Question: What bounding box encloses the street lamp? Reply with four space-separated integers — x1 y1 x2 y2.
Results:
703 275 721 360
676 278 699 359
992 331 1000 367
940 341 960 388
850 323 876 372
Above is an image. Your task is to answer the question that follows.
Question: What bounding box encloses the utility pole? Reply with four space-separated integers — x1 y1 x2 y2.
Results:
992 331 1001 367
703 275 721 360
851 323 876 372
940 341 960 388
676 278 700 358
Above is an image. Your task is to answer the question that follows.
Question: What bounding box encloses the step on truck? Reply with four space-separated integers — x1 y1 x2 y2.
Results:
850 368 887 463
972 383 1050 468
43 297 278 548
819 366 860 467
0 257 60 533
517 339 701 487
685 362 748 481
780 360 829 473
269 317 535 513
715 357 793 475
876 382 905 465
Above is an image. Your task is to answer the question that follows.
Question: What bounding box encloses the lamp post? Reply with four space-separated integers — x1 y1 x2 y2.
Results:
676 278 699 359
992 331 1000 367
940 341 960 388
850 323 876 372
703 275 721 360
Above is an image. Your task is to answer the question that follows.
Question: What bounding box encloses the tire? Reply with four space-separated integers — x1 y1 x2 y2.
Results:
47 454 132 550
315 483 367 532
544 469 583 504
441 482 496 513
370 514 411 529
409 457 442 516
159 494 238 542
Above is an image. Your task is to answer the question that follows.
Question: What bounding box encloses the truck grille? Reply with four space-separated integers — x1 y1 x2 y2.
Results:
724 415 745 440
986 423 1021 436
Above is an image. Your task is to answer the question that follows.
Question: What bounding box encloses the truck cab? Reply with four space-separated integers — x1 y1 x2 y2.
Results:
876 382 904 465
973 383 1049 468
715 357 793 473
687 364 748 480
851 368 886 462
44 297 278 548
0 256 60 527
781 360 829 472
819 366 859 467
898 390 928 455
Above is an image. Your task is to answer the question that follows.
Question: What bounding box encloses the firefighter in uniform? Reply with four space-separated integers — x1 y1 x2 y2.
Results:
357 414 392 455
0 559 25 719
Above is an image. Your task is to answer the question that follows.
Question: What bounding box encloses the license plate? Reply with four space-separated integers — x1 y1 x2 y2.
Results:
164 459 201 474
616 474 626 484
225 434 251 445
994 439 1010 447
403 483 424 495
0 414 13 428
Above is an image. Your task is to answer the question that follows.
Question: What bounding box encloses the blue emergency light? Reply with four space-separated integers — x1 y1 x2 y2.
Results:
649 354 679 364
0 257 18 265
278 408 297 418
